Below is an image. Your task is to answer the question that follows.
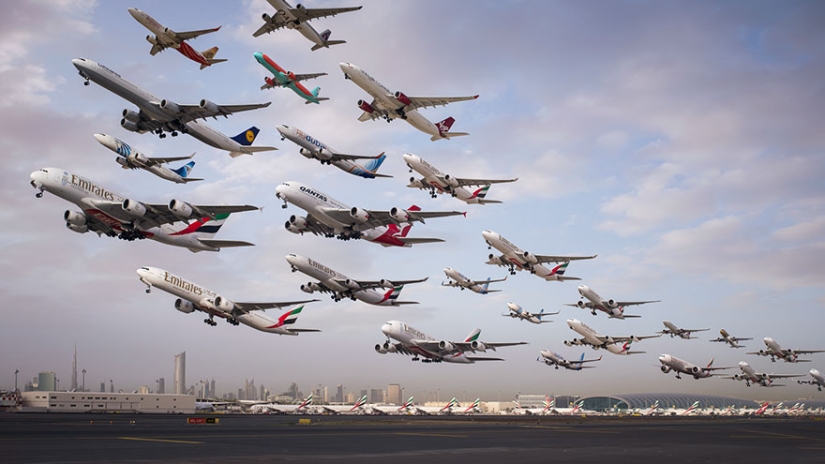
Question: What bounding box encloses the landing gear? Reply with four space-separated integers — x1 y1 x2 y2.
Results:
35 192 43 198
203 317 217 326
343 73 350 80
281 201 288 209
591 311 597 316
145 287 151 294
83 80 90 86
170 131 178 137
226 318 239 326
159 133 167 139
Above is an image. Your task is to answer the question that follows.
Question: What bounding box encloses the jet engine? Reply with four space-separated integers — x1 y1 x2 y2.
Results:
199 99 220 115
64 210 87 226
160 99 180 114
758 349 768 356
438 341 455 352
66 223 88 234
315 148 333 161
175 298 195 314
379 279 393 288
126 152 148 166
299 148 316 159
296 4 307 13
262 13 271 21
661 365 671 373
522 251 538 264
607 299 617 308
122 199 146 217
343 279 361 290
394 91 412 106
349 207 370 223
470 341 488 352
146 35 158 45
168 199 193 218
300 282 321 294
214 296 234 312
443 174 459 188
691 366 701 375
734 373 744 381
120 119 140 133
357 99 375 114
285 221 303 235
289 215 309 229
564 339 576 347
122 109 141 123
629 335 640 343
576 300 586 308
408 177 424 188
375 344 387 354
389 207 411 223
487 254 503 265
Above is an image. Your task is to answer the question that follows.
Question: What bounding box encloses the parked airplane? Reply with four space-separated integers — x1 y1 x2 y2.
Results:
340 62 478 141
128 8 225 69
798 369 825 391
286 253 426 305
565 285 659 319
658 321 709 339
407 398 461 415
512 397 555 416
504 303 559 324
748 337 825 363
276 125 389 178
94 133 201 184
72 58 275 157
254 53 328 104
404 154 517 204
275 181 464 245
30 167 256 251
722 361 805 387
137 266 319 333
317 395 368 414
375 321 527 364
250 394 314 414
679 401 701 416
564 319 660 355
645 400 660 416
537 350 601 370
658 354 730 379
441 268 506 294
483 230 596 280
253 0 361 51
367 397 418 415
460 399 481 414
709 329 752 348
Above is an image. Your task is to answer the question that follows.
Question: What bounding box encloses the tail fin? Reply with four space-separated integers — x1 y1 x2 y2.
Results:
202 46 219 60
277 305 305 327
470 185 492 200
320 29 332 42
552 262 570 276
481 279 490 293
173 212 231 239
231 126 261 147
464 328 481 343
435 117 456 134
364 153 387 174
173 161 196 178
311 30 346 51
311 86 321 98
381 285 404 303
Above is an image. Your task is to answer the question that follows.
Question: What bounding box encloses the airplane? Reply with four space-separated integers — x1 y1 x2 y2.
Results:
340 62 479 141
645 400 660 416
250 394 314 414
564 284 660 319
747 337 825 363
286 253 426 305
406 398 461 415
127 8 226 70
375 321 527 364
482 230 596 280
679 401 701 416
537 350 602 370
753 402 772 416
254 53 328 104
658 321 709 339
276 125 389 179
441 268 506 294
30 167 257 252
709 329 752 348
504 303 560 324
72 58 275 157
460 399 481 414
722 361 805 387
94 133 201 184
317 395 368 415
798 369 825 391
367 396 418 415
403 153 517 204
658 354 731 379
253 0 362 51
511 397 554 415
563 318 661 355
137 265 319 333
275 181 464 245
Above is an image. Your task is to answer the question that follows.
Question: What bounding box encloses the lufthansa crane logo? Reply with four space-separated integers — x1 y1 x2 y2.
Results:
245 130 255 143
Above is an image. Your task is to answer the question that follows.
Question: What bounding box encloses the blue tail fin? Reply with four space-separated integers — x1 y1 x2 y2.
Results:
481 278 490 293
364 153 387 173
173 161 196 178
311 86 321 98
231 127 260 147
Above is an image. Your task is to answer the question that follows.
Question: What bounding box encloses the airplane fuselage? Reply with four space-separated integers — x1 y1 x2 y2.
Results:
255 53 321 103
577 285 626 318
658 354 713 379
276 125 381 178
381 321 473 364
443 268 490 294
286 254 405 306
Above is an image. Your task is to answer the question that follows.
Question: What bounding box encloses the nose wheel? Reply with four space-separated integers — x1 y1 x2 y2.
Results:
35 192 43 198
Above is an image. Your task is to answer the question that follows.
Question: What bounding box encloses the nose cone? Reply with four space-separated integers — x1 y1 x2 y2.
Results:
93 133 116 150
285 254 299 266
402 153 416 163
507 302 520 311
276 125 289 136
540 350 552 358
127 7 140 18
339 62 353 72
71 58 87 70
658 354 671 363
763 337 773 344
443 267 452 274
577 285 587 294
481 230 496 241
381 322 394 336
275 184 288 199
30 169 46 184
811 369 820 376
136 266 154 279
738 361 748 368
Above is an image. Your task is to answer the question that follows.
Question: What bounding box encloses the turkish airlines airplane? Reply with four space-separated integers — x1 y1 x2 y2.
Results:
798 369 825 391
286 253 426 305
747 337 825 363
564 285 659 319
275 181 464 245
658 354 731 379
128 8 226 69
404 154 517 204
253 0 362 51
340 62 478 141
537 350 601 370
375 321 526 364
441 267 506 294
30 167 256 252
722 361 805 387
483 230 596 280
137 266 319 333
94 133 201 184
658 321 709 339
504 303 559 324
276 125 389 179
709 329 752 348
564 319 660 355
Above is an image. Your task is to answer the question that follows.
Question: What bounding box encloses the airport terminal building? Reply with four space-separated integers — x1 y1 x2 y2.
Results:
21 391 196 414
579 393 760 413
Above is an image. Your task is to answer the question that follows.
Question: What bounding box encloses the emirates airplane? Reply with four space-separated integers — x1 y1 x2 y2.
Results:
748 337 825 363
404 153 517 204
564 319 660 355
483 230 596 280
564 284 660 319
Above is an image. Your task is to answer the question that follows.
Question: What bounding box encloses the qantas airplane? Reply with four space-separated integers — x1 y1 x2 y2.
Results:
30 167 256 251
564 319 660 355
253 0 361 51
276 125 389 178
72 58 275 157
748 337 825 363
709 329 752 348
254 53 328 104
441 267 506 294
94 133 201 184
483 230 596 280
375 321 527 364
658 354 731 379
404 154 517 204
340 62 478 141
658 321 709 339
564 285 659 319
275 181 464 245
504 303 559 324
723 361 805 387
286 253 426 305
128 8 225 69
798 369 825 391
137 266 319 333
537 350 601 370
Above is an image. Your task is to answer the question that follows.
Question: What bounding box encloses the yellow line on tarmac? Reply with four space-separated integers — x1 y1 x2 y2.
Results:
118 436 203 444
394 432 468 438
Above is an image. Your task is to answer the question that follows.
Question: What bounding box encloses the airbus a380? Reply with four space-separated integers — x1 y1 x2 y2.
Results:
798 369 825 391
564 285 660 319
94 133 201 184
658 321 709 339
483 230 596 280
276 125 389 179
137 266 319 333
128 8 226 69
30 167 256 252
441 268 506 294
564 319 660 355
340 62 478 141
722 361 804 387
709 329 752 348
275 181 464 245
503 303 559 324
748 337 825 363
404 154 517 204
658 354 730 379
253 0 361 51
537 350 601 370
72 58 275 157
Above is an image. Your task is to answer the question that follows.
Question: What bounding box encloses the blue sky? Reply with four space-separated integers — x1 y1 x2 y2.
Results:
2 0 824 402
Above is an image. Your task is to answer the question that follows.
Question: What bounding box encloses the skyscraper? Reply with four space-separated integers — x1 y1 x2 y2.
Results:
157 378 165 394
336 384 344 403
387 384 402 406
37 372 56 391
174 352 186 395
70 345 78 391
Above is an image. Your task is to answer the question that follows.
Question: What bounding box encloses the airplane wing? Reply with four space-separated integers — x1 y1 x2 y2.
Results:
152 101 271 124
615 300 661 307
454 341 528 352
609 334 662 343
196 239 254 249
406 95 479 111
233 299 319 314
290 72 327 83
447 176 519 188
333 277 428 290
792 349 825 355
398 237 444 245
564 302 594 309
466 357 505 362
292 6 363 22
330 151 385 161
173 26 222 41
767 373 807 379
534 254 598 264
85 199 259 229
319 207 464 231
141 153 196 167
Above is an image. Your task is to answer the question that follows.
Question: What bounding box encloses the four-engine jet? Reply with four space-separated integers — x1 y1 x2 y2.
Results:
253 0 362 51
254 52 328 104
798 369 825 391
658 321 709 339
722 361 804 387
441 267 506 294
748 337 825 363
537 350 602 370
94 133 201 184
564 319 660 355
404 154 517 204
128 7 226 69
565 285 659 319
503 303 559 324
276 125 389 178
709 329 752 348
658 354 730 379
483 230 596 280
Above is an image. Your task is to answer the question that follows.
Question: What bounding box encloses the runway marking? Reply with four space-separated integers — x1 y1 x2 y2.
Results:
394 432 468 438
118 436 203 444
735 429 825 442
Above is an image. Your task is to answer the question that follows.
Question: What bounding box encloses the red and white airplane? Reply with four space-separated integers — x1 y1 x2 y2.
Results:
798 369 825 391
564 319 660 355
404 154 517 204
253 0 362 51
565 285 659 319
722 361 805 387
128 8 225 70
709 329 752 348
658 354 731 379
658 321 709 339
483 230 596 280
505 303 560 325
442 267 507 294
748 337 825 363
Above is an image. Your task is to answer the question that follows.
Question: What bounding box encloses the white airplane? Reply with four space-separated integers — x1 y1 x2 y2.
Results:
367 397 418 415
340 62 478 141
658 321 709 339
317 395 368 415
482 230 596 280
504 303 560 324
512 397 555 415
709 329 752 348
137 266 319 333
250 394 314 414
253 0 361 51
275 181 464 246
30 167 256 252
375 321 527 364
748 337 825 363
565 285 659 319
403 154 517 204
459 399 481 414
798 369 825 391
94 133 201 184
537 350 602 370
286 253 426 305
658 354 731 379
127 8 226 69
408 398 461 415
276 125 390 179
563 318 660 355
644 400 661 416
722 361 805 387
72 58 275 157
441 268 506 294
677 401 701 416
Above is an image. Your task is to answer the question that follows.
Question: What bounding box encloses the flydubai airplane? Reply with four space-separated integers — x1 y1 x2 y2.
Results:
286 253 426 305
564 285 659 319
72 58 275 157
721 361 805 387
441 267 506 294
30 167 256 252
375 321 527 364
254 53 328 104
504 303 559 324
798 369 825 391
537 350 601 370
276 125 389 179
94 133 201 184
275 181 464 245
137 266 319 333
128 8 225 70
404 154 517 204
748 337 825 363
658 321 709 339
564 319 660 355
253 0 362 51
483 230 596 280
340 62 478 141
658 354 731 379
709 329 752 348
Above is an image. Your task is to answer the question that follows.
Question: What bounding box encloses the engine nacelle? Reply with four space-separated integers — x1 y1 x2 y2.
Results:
487 254 503 265
122 199 146 217
126 152 148 166
470 340 488 352
296 4 306 13
438 341 455 352
285 221 303 235
576 300 586 308
758 350 768 356
734 373 744 381
175 298 195 314
607 299 616 308
564 339 575 347
214 296 234 312
262 12 271 21
199 99 220 115
168 199 193 218
160 99 180 114
289 215 309 229
300 282 321 294
408 177 424 188
394 91 412 106
389 207 411 223
382 341 397 353
66 223 88 234
443 174 459 188
122 109 141 123
691 366 701 375
379 279 393 288
522 251 538 264
629 335 640 343
343 279 360 290
120 119 140 133
315 148 333 161
661 365 671 373
349 207 370 223
299 147 315 159
146 35 157 45
358 99 375 114
375 344 387 354
64 210 87 226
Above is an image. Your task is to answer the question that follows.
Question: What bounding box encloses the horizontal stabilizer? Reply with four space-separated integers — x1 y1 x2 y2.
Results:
312 40 346 51
625 351 646 355
181 177 204 183
391 301 419 306
467 357 504 362
477 199 502 204
432 131 469 141
197 239 254 249
305 97 330 104
614 314 642 319
287 328 322 333
483 289 502 293
398 237 444 245
370 172 394 178
231 146 278 158
556 276 582 281
200 59 227 70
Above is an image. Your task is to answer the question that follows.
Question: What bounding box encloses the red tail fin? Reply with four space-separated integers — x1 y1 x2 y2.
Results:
435 117 455 135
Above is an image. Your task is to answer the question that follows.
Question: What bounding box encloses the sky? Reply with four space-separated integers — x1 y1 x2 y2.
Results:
2 0 825 403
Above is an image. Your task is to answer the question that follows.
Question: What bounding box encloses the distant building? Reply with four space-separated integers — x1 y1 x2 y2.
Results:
346 392 355 403
157 378 165 394
387 384 402 406
70 345 78 392
369 388 384 404
174 352 186 395
99 382 105 393
336 384 344 403
138 385 150 394
37 372 56 392
21 391 195 414
210 379 215 399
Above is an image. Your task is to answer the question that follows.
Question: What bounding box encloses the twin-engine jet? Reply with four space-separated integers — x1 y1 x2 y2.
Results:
537 350 601 370
565 285 659 319
128 8 225 70
798 369 825 391
286 254 426 305
276 125 389 179
254 53 328 104
94 133 201 184
441 268 506 294
72 58 275 157
709 329 752 348
503 303 559 324
658 354 730 379
30 167 256 252
340 62 478 141
483 230 596 280
253 0 361 51
564 319 660 355
275 181 464 246
658 321 709 339
137 266 319 334
748 337 825 363
722 361 804 387
404 154 517 204
375 321 527 364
